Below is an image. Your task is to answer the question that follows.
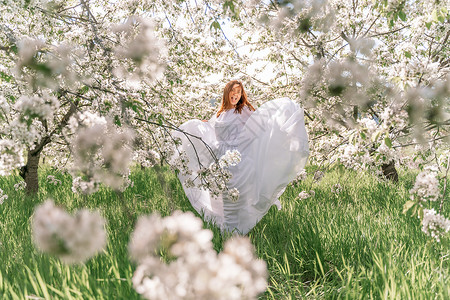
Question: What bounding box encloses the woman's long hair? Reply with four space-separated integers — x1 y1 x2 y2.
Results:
216 80 255 117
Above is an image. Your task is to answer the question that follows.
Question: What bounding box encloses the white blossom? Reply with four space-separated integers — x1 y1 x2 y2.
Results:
47 175 61 186
14 181 26 191
291 169 307 185
410 170 440 202
0 139 25 176
14 93 60 122
228 187 240 203
0 188 8 204
134 149 161 168
67 112 134 193
129 211 213 264
71 177 99 194
129 211 267 299
112 16 165 87
219 149 242 168
422 209 450 243
32 200 107 264
297 191 310 200
313 170 324 182
331 183 342 194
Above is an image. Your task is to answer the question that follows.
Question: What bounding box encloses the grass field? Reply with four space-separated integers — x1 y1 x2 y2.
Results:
0 165 448 299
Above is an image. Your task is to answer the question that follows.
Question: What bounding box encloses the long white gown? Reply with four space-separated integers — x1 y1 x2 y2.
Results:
173 97 309 234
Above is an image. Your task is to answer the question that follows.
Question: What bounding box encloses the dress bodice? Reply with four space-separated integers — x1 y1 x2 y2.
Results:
212 106 253 156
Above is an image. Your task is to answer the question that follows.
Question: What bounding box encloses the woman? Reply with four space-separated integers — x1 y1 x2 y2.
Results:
173 80 309 234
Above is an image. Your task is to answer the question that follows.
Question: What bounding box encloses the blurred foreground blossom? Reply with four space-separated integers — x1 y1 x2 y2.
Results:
32 200 107 264
409 169 440 202
66 111 135 193
112 16 165 87
129 211 267 299
422 209 450 243
404 164 449 243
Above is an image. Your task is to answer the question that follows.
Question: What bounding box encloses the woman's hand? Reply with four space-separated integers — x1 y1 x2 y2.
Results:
201 120 208 122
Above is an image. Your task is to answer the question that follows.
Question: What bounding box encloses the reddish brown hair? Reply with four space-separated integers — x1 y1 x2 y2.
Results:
216 80 255 117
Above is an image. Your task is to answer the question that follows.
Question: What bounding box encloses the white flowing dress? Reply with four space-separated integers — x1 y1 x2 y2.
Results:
173 97 309 234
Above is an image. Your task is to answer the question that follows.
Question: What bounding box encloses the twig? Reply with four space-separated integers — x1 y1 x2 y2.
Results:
205 2 240 58
392 135 449 149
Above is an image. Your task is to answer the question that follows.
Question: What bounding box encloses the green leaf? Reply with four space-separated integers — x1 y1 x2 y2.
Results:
398 11 406 21
431 10 438 22
425 22 432 30
80 85 89 94
384 137 392 148
0 71 11 82
404 51 411 58
372 130 382 142
418 206 424 220
349 132 356 144
34 63 52 76
403 200 415 214
210 21 221 31
114 115 122 127
360 131 367 140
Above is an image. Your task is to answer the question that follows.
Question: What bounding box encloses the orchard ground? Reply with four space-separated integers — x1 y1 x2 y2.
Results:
0 165 448 299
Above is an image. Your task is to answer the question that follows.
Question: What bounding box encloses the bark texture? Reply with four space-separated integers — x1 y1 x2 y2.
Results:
381 160 398 182
20 150 41 194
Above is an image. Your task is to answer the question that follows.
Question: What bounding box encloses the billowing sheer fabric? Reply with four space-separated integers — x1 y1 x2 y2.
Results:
173 97 309 234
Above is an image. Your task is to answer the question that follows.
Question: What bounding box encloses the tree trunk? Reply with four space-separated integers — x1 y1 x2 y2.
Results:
381 160 398 182
20 150 41 194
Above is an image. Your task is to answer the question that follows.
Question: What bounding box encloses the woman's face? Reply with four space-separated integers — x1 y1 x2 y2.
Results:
230 84 242 106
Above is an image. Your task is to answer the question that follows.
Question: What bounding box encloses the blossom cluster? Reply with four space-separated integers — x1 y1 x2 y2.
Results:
409 169 440 202
0 139 25 176
14 94 60 123
218 149 242 168
255 0 335 34
112 16 166 88
331 183 342 194
129 211 267 299
47 175 62 186
14 181 26 191
0 188 7 204
228 187 240 202
421 209 450 243
31 200 107 264
291 169 307 185
133 149 161 168
405 166 450 242
66 111 134 194
313 170 324 182
297 190 315 200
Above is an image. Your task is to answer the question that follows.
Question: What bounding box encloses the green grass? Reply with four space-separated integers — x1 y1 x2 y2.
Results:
0 165 448 299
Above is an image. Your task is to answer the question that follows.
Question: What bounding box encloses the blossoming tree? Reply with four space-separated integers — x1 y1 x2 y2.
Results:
0 0 449 253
